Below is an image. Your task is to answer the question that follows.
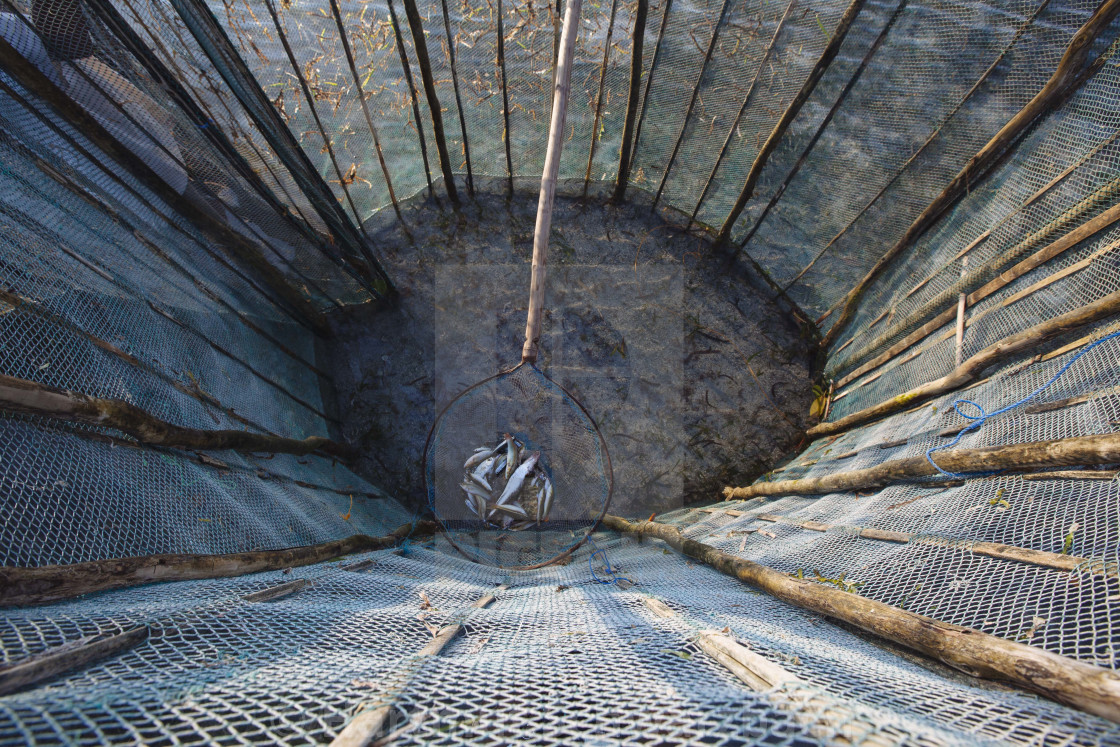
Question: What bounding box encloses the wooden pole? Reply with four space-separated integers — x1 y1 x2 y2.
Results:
387 0 436 197
0 374 353 459
0 522 438 607
616 0 670 199
610 0 647 202
440 0 475 196
522 0 582 363
582 0 620 197
810 289 1120 438
819 0 1120 351
688 0 798 227
730 0 905 250
602 514 1120 723
329 0 405 222
724 431 1120 499
650 0 734 208
402 0 461 204
496 0 515 196
714 0 868 248
331 584 507 747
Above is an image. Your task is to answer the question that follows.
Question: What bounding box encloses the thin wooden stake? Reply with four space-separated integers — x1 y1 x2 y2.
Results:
618 0 673 195
612 0 648 202
0 522 438 607
497 0 514 196
243 578 310 603
602 515 1120 723
820 0 1120 351
440 0 475 196
329 0 405 222
688 0 798 226
651 0 734 208
811 289 1120 438
388 0 436 196
402 0 461 204
714 0 868 247
583 0 620 196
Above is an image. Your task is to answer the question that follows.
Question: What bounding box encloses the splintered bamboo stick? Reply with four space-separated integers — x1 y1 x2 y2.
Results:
643 597 897 746
723 432 1120 500
402 0 460 204
602 515 1120 723
331 584 508 747
820 0 1120 351
496 0 514 196
0 374 352 458
810 289 1120 438
0 626 149 696
610 0 647 202
714 0 867 247
619 0 672 194
0 522 438 607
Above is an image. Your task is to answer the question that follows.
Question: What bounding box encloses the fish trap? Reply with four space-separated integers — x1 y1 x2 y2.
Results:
424 362 612 569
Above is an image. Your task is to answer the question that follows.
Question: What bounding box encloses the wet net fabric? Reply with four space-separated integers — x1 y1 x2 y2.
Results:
3 537 1117 745
425 362 611 568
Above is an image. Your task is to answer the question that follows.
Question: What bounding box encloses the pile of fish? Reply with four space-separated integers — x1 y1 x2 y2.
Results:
461 434 553 530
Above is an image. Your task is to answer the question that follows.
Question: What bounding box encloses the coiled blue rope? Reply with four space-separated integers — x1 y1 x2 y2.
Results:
926 328 1120 478
587 535 633 585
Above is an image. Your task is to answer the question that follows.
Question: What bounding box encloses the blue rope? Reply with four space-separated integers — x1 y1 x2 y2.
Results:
926 328 1120 478
587 535 633 586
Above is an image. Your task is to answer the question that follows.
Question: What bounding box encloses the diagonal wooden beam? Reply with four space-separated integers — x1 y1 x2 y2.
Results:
714 0 868 247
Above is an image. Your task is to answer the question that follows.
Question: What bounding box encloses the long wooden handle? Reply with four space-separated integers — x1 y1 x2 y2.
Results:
522 0 582 363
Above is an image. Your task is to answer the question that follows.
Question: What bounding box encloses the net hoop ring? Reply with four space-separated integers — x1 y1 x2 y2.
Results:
422 361 613 570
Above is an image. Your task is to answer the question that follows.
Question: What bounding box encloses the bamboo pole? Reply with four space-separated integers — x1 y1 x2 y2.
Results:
0 35 331 333
0 374 352 459
329 0 405 222
582 0 620 196
402 0 461 204
650 0 734 208
819 0 1120 351
497 0 514 196
714 0 868 247
810 289 1120 438
618 0 672 196
439 0 475 196
750 513 1092 573
602 514 1120 723
0 522 438 607
0 627 149 696
611 0 648 202
387 0 436 196
331 584 507 747
688 0 798 227
522 0 582 363
724 432 1120 499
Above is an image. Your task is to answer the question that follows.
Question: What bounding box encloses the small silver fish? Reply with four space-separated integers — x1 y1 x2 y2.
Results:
504 434 518 479
473 494 487 521
535 487 546 524
470 458 495 491
489 501 528 518
463 449 491 470
540 477 553 522
509 520 533 531
497 452 540 505
461 481 489 502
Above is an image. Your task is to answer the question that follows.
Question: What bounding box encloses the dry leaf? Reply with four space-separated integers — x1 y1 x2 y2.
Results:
759 530 777 539
418 591 432 610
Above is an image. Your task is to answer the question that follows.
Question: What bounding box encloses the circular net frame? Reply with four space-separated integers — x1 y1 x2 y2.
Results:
424 362 612 569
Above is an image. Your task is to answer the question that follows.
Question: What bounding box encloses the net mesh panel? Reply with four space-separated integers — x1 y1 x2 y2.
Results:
426 363 610 568
3 538 1117 745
